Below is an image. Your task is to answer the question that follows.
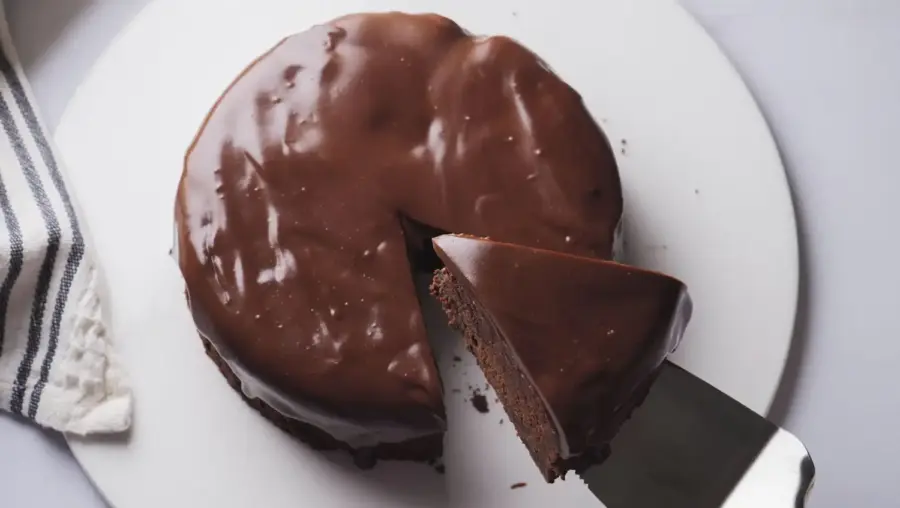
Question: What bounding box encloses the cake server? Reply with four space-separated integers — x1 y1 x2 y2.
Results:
578 362 815 507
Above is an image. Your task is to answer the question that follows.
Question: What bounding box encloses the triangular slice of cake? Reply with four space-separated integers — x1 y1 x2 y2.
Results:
430 234 692 482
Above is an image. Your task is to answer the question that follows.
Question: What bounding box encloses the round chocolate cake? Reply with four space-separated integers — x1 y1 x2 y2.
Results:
174 12 623 465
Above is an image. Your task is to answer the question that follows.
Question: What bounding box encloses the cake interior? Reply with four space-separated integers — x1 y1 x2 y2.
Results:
430 269 604 481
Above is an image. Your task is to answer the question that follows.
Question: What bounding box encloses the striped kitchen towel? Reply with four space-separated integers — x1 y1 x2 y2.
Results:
0 7 131 433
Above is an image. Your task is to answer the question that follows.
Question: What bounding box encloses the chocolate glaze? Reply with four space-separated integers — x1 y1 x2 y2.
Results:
175 12 621 447
432 234 692 459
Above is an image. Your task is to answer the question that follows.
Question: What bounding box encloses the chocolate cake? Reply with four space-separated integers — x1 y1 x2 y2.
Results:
174 12 623 464
431 234 692 481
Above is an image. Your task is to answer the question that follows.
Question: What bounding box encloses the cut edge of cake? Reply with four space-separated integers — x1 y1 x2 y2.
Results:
430 234 693 482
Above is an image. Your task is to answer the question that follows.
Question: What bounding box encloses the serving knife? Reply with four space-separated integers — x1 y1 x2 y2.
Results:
579 362 815 507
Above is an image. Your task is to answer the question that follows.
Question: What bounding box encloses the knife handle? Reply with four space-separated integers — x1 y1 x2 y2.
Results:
722 428 815 507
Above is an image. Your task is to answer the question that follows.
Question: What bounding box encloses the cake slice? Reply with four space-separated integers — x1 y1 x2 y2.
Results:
430 234 692 482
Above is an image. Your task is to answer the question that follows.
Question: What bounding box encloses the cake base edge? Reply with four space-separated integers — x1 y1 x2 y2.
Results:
200 337 444 468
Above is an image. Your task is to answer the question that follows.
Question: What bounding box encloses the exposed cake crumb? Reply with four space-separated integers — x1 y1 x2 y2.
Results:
471 390 490 413
511 482 527 490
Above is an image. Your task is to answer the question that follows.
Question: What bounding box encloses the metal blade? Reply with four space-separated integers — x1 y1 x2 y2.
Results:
579 362 815 507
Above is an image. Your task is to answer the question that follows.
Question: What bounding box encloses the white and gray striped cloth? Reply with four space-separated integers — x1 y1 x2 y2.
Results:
0 8 131 434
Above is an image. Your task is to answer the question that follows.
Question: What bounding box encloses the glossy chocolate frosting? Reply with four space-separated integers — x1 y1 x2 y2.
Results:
174 12 622 447
432 234 692 458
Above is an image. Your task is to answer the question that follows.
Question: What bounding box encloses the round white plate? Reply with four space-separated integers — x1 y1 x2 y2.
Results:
56 0 798 506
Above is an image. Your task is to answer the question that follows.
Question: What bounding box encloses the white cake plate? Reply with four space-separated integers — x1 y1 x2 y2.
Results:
55 0 799 506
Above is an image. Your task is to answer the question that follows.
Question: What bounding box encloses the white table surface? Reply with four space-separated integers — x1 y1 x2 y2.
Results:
1 1 898 506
